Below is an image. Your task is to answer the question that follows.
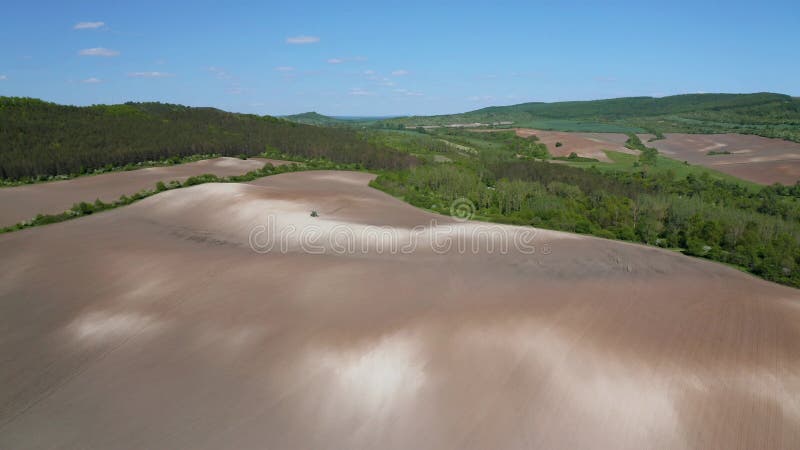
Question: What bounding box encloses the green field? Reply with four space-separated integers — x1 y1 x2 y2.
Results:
361 128 550 163
515 119 644 133
561 150 762 190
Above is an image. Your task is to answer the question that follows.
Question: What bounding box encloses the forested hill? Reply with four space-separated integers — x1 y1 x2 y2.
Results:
0 97 417 180
378 93 800 141
283 112 351 126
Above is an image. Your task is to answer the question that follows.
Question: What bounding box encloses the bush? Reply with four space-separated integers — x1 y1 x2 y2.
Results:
184 174 220 186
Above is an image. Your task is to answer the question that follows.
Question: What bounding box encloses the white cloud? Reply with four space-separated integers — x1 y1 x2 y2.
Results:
127 71 173 78
594 76 617 82
391 69 409 76
78 47 119 57
394 88 423 97
74 21 105 30
82 77 102 83
328 56 367 64
208 66 232 79
0 75 7 81
275 66 295 72
349 88 374 96
286 35 320 44
365 74 398 87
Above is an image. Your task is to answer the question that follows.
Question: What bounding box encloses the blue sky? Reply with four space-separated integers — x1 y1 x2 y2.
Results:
1 0 798 116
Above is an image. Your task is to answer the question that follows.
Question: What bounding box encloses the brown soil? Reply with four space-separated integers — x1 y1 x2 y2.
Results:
1 171 798 449
0 157 291 227
473 128 636 161
483 129 800 185
647 133 800 185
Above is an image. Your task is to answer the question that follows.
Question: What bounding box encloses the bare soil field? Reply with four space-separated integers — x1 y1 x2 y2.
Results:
647 133 800 185
0 157 289 227
474 128 636 161
1 171 799 449
482 129 800 184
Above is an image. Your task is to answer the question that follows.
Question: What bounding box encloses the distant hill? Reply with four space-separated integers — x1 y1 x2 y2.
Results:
0 98 417 180
283 112 351 126
283 112 393 126
377 93 800 141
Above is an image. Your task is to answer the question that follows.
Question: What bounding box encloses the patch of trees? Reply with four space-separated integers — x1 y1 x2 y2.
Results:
360 129 453 156
470 131 550 159
0 97 417 180
373 160 800 288
431 129 549 160
553 152 599 162
624 133 659 166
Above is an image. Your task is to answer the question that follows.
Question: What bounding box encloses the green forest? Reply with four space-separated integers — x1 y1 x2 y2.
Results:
0 97 416 180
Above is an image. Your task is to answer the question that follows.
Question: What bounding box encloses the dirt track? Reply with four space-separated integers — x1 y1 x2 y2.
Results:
647 133 800 185
1 171 799 449
0 157 289 227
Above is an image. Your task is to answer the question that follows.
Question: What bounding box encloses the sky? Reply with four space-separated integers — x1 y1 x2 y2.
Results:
1 0 798 116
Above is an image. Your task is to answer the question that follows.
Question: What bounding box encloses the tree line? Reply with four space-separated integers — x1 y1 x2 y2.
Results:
0 97 417 180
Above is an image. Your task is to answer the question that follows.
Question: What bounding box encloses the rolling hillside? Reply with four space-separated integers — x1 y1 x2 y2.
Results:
283 111 394 127
378 93 800 140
